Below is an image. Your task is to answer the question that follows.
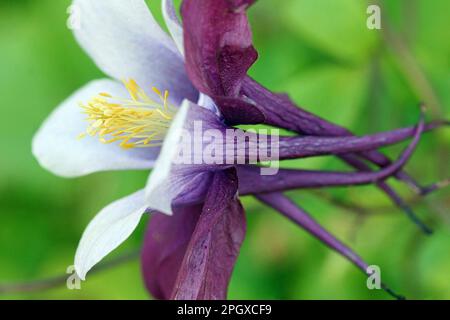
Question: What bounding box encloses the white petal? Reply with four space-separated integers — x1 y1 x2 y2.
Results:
145 100 191 215
162 0 184 56
32 79 158 178
74 189 148 280
72 0 197 104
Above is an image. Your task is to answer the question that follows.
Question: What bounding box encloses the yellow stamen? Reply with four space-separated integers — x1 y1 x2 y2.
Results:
79 79 177 149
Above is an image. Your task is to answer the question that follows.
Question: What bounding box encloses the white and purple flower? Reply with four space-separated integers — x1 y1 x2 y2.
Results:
32 0 448 300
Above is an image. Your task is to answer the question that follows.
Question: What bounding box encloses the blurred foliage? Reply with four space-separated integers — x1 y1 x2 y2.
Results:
0 0 449 300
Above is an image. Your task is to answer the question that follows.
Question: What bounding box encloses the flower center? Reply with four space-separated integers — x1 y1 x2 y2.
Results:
79 79 176 149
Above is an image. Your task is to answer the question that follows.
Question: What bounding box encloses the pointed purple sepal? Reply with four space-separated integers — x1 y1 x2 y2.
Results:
171 169 246 300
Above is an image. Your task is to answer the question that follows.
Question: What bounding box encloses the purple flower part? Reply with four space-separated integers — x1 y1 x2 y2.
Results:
276 121 440 160
213 96 266 125
240 77 442 231
180 0 445 198
144 100 227 214
256 193 404 299
240 77 428 192
143 99 267 214
238 113 425 194
203 108 433 163
256 193 368 272
340 154 432 234
171 168 246 300
226 0 256 10
420 178 450 196
141 204 202 300
145 100 432 214
181 0 258 98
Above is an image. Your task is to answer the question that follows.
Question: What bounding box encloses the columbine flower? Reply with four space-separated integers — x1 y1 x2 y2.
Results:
31 0 274 294
32 0 448 300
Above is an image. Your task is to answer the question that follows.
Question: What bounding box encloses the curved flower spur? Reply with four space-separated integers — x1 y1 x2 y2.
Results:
31 0 448 299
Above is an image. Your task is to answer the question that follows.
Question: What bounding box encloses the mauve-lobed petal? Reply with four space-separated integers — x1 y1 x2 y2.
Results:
181 0 258 97
197 93 221 116
75 189 148 280
171 168 246 300
145 100 233 214
72 0 197 105
144 100 210 215
32 80 159 178
141 205 203 300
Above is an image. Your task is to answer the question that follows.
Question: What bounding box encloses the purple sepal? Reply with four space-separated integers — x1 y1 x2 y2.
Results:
256 193 368 272
181 0 258 97
256 193 404 299
141 205 203 300
171 168 246 300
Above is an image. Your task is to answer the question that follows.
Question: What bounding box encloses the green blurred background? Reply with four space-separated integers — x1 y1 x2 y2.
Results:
0 0 449 299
